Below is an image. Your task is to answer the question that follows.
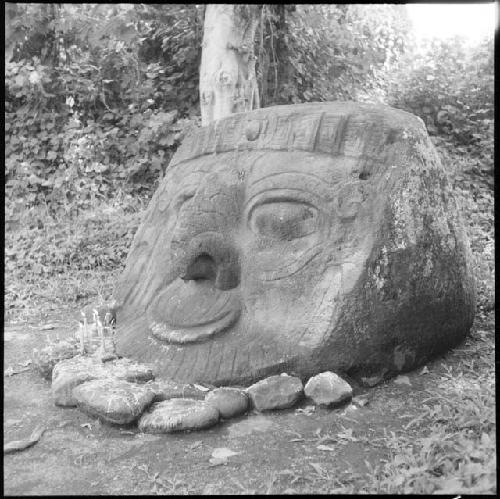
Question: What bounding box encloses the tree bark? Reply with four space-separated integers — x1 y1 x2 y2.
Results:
199 4 260 126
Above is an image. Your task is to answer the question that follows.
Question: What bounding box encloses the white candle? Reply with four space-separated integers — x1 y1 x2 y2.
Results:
79 323 85 353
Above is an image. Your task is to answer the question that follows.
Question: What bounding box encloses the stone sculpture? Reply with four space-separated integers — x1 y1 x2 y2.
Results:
113 101 475 386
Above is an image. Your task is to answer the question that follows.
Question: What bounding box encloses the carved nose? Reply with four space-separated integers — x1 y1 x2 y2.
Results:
177 232 240 290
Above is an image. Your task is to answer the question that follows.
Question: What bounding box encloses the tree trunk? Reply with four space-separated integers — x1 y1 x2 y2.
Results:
5 3 20 63
199 4 260 126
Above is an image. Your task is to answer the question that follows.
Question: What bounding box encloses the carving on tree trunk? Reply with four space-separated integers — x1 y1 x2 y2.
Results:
199 4 260 126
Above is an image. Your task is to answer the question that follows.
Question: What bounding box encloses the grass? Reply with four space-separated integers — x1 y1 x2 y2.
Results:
4 148 495 494
361 313 495 494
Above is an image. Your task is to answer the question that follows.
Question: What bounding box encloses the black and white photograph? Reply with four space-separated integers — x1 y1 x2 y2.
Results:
4 2 495 494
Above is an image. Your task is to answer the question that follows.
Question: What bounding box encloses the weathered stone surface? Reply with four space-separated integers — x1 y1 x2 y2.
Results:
52 356 108 406
205 387 249 419
109 358 154 383
114 101 475 386
32 339 80 380
145 379 209 402
246 374 303 411
304 371 352 407
138 399 220 433
73 378 155 425
51 355 155 406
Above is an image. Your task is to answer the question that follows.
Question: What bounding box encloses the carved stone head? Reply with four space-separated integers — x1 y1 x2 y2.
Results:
114 102 475 386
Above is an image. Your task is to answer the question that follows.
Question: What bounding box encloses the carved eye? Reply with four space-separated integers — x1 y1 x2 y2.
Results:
249 201 318 240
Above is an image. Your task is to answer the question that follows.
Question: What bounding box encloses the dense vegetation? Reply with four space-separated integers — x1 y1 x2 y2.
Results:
4 5 494 493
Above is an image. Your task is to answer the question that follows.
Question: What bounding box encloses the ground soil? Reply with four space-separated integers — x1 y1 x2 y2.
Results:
2 313 491 494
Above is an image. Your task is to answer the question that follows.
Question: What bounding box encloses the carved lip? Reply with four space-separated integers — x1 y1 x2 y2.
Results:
150 307 240 344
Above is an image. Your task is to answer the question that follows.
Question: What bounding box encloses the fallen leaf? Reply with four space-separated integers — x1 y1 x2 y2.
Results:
290 438 305 443
208 447 239 467
20 359 32 367
40 324 56 330
4 366 30 377
337 428 359 442
211 447 239 459
343 404 358 414
317 444 335 451
317 435 337 445
309 462 326 476
120 430 135 435
394 375 411 386
295 405 315 415
419 366 429 375
352 396 369 407
80 423 92 430
208 457 228 467
4 426 46 454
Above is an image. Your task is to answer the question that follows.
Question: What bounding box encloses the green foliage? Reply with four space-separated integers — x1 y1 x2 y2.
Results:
5 3 202 219
257 4 411 105
387 37 494 181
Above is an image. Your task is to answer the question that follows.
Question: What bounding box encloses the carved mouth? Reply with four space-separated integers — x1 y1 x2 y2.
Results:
147 279 241 344
150 308 240 344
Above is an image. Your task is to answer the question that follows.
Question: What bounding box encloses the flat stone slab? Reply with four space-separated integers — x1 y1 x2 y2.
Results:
205 387 249 419
51 355 155 407
52 356 108 406
73 378 155 425
246 374 303 411
138 398 220 433
304 371 353 407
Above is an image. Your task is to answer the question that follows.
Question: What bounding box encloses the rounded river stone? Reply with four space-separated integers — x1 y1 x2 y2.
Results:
73 378 155 425
246 374 303 411
138 399 220 433
304 371 353 407
51 355 155 407
205 387 249 418
52 355 108 407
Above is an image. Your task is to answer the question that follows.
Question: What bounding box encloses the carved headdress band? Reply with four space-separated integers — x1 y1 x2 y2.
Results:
171 102 425 168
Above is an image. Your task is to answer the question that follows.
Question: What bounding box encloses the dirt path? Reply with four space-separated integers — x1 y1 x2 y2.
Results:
3 314 493 494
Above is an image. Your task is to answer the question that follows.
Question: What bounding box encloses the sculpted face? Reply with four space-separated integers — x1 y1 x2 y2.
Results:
115 103 475 385
148 150 372 346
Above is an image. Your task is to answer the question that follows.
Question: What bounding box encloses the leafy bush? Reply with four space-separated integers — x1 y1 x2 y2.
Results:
257 4 412 105
5 4 202 220
387 36 493 181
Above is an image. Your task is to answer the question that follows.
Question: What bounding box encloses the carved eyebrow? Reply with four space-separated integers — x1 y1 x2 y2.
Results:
243 188 327 223
245 172 333 210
